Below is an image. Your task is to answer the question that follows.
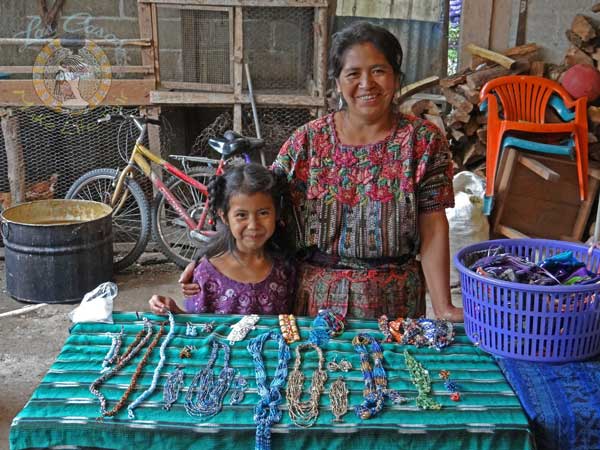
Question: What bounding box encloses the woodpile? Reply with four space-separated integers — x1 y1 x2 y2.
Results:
399 5 600 178
432 43 538 177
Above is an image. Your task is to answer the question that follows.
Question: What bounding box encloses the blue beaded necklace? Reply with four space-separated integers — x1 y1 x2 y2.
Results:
247 331 290 450
128 311 176 418
352 332 388 419
184 338 235 418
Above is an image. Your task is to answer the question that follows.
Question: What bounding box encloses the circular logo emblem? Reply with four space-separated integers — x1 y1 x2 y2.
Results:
32 39 112 111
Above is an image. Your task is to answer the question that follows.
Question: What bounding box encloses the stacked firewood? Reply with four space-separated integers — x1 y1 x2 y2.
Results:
398 43 539 177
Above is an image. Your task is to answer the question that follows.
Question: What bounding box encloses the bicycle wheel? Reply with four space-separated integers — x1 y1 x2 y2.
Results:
151 167 215 268
66 168 151 272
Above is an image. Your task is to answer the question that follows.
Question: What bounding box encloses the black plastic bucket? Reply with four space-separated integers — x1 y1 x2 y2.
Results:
0 199 113 303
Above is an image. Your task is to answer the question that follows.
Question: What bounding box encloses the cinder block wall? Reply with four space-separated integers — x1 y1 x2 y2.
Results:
0 0 141 68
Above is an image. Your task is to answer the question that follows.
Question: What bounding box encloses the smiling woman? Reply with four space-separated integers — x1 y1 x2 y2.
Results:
272 21 464 322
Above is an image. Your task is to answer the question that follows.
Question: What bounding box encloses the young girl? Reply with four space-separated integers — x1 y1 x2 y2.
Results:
149 163 295 315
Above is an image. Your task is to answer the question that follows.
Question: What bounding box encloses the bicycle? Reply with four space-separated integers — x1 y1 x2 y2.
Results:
66 112 264 271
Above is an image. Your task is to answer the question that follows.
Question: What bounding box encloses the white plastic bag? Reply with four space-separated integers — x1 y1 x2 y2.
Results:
68 282 118 324
446 171 489 286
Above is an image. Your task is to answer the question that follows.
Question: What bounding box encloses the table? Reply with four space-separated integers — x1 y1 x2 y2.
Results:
10 313 533 450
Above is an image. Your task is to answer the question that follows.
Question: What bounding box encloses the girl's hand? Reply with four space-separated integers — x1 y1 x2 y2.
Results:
148 295 182 315
179 261 201 297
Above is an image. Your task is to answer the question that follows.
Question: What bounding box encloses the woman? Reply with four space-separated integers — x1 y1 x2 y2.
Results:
182 21 463 321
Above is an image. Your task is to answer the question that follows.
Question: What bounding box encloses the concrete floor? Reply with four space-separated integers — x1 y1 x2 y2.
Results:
0 251 463 448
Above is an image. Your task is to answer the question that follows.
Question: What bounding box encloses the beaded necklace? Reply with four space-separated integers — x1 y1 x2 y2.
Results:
403 350 442 410
101 326 124 373
184 338 235 418
309 309 345 346
286 343 327 428
352 332 388 419
247 331 290 450
128 311 176 418
163 365 185 411
329 376 349 422
103 321 165 417
90 318 153 415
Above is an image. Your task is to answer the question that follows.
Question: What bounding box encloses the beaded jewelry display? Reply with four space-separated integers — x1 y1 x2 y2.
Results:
326 358 353 373
185 322 198 337
229 372 248 405
90 318 153 416
278 314 300 344
184 338 235 418
329 376 349 422
228 314 260 344
352 333 388 419
404 350 442 410
247 330 290 450
286 343 328 428
386 318 454 350
439 370 461 401
377 315 392 343
199 321 216 333
98 320 166 418
128 311 177 418
309 309 345 346
163 365 185 411
101 326 124 373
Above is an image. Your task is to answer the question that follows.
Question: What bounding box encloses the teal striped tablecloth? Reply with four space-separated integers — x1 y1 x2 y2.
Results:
10 313 533 450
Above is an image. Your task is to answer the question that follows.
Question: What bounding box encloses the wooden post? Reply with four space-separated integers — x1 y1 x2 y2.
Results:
315 6 328 116
0 108 26 206
233 6 243 133
137 1 159 87
458 0 493 69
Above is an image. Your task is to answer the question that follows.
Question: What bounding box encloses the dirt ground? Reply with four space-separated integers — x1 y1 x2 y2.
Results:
0 250 462 448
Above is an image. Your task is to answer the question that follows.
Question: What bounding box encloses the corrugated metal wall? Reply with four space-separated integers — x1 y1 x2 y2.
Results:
333 0 448 85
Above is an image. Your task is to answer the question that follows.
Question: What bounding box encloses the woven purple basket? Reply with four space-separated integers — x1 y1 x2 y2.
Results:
454 238 600 362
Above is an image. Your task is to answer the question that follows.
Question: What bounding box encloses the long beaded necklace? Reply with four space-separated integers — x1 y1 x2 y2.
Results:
103 321 166 417
329 376 349 422
128 311 176 418
90 318 153 415
247 331 290 450
352 332 388 419
286 343 327 428
403 350 442 410
163 365 185 411
184 338 235 418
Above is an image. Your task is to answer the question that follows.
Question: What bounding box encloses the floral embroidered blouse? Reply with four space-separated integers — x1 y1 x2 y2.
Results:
184 257 293 315
273 112 454 262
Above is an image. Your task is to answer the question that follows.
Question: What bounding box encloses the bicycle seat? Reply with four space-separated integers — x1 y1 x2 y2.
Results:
208 134 264 158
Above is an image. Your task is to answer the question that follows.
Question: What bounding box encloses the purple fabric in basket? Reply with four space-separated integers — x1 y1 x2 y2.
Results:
495 355 600 450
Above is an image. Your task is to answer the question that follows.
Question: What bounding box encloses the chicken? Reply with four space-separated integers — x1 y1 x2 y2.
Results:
0 174 59 210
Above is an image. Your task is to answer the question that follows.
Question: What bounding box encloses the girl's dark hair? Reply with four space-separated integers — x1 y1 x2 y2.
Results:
328 21 403 80
202 162 292 259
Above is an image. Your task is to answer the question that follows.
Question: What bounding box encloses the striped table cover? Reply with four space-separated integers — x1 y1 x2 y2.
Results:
10 313 533 450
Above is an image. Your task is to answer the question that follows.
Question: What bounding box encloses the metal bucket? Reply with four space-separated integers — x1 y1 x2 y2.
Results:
0 199 113 304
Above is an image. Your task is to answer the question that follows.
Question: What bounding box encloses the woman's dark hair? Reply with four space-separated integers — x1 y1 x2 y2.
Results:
202 162 292 259
328 21 404 80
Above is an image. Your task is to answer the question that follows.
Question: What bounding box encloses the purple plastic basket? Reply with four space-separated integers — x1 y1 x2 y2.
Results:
454 238 600 362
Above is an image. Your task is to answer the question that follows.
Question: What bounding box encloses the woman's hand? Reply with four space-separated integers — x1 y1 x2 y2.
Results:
148 295 183 315
179 261 201 297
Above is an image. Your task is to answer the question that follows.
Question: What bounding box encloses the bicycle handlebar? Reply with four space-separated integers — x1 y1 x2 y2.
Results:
97 113 161 126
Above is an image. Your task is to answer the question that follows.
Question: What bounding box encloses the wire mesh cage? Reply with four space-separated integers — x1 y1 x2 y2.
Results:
156 5 233 89
242 106 316 162
243 7 314 94
0 105 147 208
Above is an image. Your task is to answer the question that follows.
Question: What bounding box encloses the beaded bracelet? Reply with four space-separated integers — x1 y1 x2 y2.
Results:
227 314 260 344
308 309 346 346
278 314 300 344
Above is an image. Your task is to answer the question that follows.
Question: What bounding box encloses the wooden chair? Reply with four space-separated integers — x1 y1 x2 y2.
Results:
480 75 588 214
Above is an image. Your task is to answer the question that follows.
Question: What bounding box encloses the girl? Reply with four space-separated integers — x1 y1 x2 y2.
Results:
149 163 294 315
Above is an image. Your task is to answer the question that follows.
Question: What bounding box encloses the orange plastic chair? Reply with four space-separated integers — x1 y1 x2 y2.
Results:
480 75 588 211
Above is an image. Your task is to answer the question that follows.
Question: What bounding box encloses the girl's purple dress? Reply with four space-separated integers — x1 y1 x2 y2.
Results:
184 257 294 314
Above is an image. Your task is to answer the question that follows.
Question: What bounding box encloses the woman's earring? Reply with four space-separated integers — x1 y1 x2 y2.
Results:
337 93 345 111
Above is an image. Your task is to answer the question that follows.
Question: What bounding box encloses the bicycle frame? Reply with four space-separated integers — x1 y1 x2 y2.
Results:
111 118 225 234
